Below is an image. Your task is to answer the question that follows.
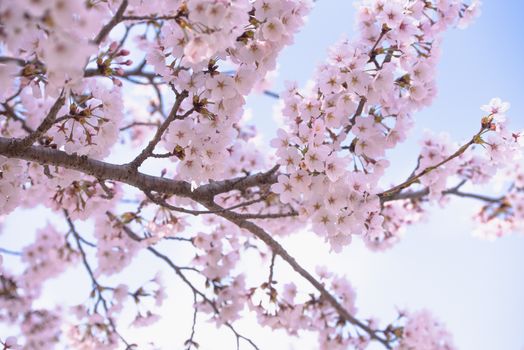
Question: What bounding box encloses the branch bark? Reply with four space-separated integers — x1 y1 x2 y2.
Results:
0 137 278 201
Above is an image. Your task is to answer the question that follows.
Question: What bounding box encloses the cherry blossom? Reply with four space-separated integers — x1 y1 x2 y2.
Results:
393 310 456 350
0 0 521 349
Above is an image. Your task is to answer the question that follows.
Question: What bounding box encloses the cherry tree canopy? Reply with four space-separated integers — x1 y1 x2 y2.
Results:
0 0 522 349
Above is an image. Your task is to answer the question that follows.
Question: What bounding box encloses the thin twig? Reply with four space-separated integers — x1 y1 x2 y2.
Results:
185 293 198 350
379 127 487 200
267 252 276 287
0 247 22 256
120 121 159 131
64 210 135 349
144 191 270 216
127 91 190 170
383 179 504 204
1 103 34 134
233 211 298 220
15 90 65 150
146 245 260 350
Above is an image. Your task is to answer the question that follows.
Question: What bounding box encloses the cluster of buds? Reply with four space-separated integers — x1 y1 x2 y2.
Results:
481 114 497 131
20 59 46 84
54 93 109 146
95 42 132 86
52 180 102 213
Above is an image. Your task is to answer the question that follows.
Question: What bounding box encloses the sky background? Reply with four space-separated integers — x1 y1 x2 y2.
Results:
1 1 524 349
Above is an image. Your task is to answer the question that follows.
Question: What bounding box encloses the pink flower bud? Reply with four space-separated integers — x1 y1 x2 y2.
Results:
111 77 123 87
119 49 130 56
109 41 118 53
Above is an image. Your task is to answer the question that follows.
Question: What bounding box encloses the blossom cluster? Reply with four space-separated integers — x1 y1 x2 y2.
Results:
393 310 456 350
0 0 109 96
130 0 311 183
193 227 241 281
0 157 25 215
93 214 143 276
20 310 62 350
472 162 524 240
0 0 522 349
20 224 78 298
270 0 486 251
0 265 61 350
248 267 361 350
48 81 124 160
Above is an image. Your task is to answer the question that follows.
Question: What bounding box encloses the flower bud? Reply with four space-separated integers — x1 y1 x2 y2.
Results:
109 41 118 53
111 77 123 87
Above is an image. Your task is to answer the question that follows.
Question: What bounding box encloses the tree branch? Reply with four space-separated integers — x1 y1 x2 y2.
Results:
233 211 298 220
0 247 22 256
14 91 65 150
127 90 189 170
0 137 194 197
0 136 282 202
64 210 136 349
383 180 504 204
93 0 129 45
379 127 487 200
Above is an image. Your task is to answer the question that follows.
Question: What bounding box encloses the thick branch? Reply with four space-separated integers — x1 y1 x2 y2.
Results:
0 137 279 201
0 137 193 197
193 165 279 198
0 134 422 348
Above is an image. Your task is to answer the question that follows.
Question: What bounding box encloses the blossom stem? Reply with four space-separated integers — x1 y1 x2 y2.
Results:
379 127 487 200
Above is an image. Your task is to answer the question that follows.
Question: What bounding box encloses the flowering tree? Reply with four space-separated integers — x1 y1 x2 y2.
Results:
0 0 522 349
